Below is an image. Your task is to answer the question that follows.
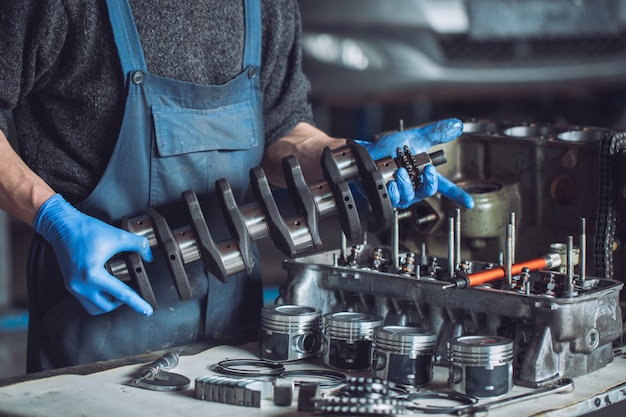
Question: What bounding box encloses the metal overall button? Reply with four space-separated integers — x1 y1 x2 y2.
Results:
132 70 145 84
247 66 258 79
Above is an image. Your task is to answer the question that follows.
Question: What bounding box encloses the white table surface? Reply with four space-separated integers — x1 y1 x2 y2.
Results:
1 343 626 417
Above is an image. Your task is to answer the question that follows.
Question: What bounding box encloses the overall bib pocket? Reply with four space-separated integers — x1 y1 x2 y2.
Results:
150 101 260 209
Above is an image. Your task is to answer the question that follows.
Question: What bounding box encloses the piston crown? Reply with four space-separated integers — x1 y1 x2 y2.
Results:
264 304 320 317
448 335 514 364
261 304 321 332
323 312 383 339
374 326 437 353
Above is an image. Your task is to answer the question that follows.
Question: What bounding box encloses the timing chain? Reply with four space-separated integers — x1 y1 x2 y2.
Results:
593 131 626 279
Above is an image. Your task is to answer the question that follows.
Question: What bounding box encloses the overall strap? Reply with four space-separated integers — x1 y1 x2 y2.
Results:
105 0 148 77
242 0 262 70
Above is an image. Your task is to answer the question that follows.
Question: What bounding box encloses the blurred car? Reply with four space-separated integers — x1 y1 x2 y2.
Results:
299 0 626 103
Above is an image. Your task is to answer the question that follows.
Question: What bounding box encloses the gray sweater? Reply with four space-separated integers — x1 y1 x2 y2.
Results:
0 0 314 203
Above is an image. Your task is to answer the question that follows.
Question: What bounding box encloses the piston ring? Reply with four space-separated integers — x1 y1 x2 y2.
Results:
279 369 347 388
402 391 478 414
213 359 285 377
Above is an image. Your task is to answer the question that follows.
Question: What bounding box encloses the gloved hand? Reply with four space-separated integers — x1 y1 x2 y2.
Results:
357 118 474 210
33 194 154 316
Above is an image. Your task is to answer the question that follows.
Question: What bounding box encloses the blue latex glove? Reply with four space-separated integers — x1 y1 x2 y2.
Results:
358 118 474 210
33 194 154 316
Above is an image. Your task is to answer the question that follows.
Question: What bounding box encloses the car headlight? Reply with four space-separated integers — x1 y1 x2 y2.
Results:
302 33 386 71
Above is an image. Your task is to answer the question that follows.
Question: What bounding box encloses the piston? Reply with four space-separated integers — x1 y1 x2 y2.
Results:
260 305 322 362
447 335 514 397
322 312 384 371
371 326 437 386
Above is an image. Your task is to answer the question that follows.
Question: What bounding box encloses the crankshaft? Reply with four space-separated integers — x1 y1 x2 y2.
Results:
106 140 446 308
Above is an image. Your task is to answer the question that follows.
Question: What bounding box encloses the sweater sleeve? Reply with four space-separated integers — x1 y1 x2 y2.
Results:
260 0 315 146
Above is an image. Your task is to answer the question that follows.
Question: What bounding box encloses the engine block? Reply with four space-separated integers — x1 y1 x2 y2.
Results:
281 120 626 386
281 246 622 385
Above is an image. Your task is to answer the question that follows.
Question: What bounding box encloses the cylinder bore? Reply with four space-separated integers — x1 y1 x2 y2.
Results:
557 129 607 143
503 124 552 138
461 181 501 195
462 120 499 134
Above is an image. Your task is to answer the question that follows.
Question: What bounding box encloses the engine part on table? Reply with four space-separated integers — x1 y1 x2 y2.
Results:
313 395 409 415
279 369 347 389
371 325 437 387
282 235 623 385
130 352 190 391
131 371 191 392
212 358 285 377
105 141 446 308
447 335 514 398
298 381 321 412
260 304 322 362
456 377 574 416
315 376 478 415
338 376 392 399
400 391 479 415
131 351 178 384
317 377 409 415
273 378 294 407
194 375 263 408
322 311 384 371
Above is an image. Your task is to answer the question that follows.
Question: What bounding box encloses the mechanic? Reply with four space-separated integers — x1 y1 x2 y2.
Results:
0 0 474 372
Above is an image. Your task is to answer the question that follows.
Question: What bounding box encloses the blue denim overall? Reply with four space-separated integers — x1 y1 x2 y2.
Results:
26 0 264 371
